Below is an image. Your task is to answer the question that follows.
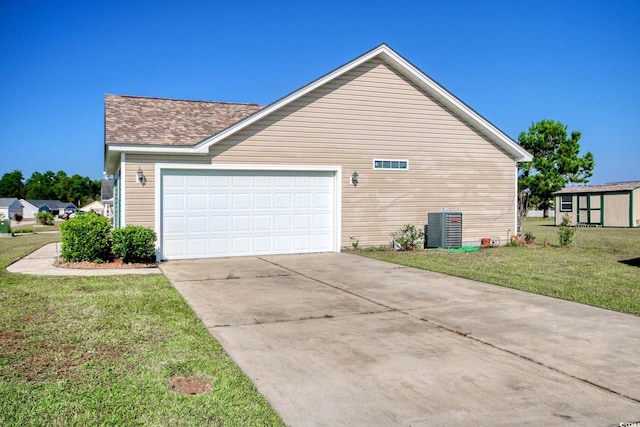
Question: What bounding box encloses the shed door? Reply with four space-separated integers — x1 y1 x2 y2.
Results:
161 170 335 259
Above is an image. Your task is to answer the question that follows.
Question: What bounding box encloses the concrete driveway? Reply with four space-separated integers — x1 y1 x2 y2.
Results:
160 253 640 426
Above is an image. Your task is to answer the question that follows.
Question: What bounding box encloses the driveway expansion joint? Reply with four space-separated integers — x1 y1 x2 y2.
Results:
411 311 640 405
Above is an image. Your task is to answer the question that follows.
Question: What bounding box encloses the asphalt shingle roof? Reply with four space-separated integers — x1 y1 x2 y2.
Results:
554 181 640 194
105 94 264 146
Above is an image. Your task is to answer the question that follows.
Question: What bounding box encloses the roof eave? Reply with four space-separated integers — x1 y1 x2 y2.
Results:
104 143 209 174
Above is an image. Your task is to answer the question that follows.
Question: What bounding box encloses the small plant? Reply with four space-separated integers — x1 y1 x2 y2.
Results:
349 235 359 250
14 228 32 234
14 213 23 223
36 211 54 225
392 224 424 251
226 272 238 279
524 231 536 244
508 236 520 247
558 214 575 247
60 213 113 262
112 225 157 263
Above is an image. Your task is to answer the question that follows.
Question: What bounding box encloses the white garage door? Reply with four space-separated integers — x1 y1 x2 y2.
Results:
161 170 336 259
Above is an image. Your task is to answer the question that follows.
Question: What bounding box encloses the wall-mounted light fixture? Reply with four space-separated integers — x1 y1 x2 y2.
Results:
136 167 146 186
351 170 359 187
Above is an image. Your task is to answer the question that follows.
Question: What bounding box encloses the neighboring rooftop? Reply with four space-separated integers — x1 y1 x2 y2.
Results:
22 199 77 209
0 198 20 207
554 181 640 194
105 95 264 146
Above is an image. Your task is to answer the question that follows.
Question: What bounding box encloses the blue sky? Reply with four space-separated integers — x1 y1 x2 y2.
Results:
1 0 638 184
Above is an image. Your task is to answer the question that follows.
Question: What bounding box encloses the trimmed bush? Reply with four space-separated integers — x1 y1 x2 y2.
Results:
60 213 112 262
112 225 157 263
36 211 54 225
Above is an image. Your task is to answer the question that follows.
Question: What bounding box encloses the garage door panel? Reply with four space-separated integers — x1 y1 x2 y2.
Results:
232 237 251 254
187 239 207 256
161 170 335 259
210 194 229 210
188 216 207 232
295 214 312 229
188 194 207 210
164 217 185 233
254 215 272 231
211 238 229 254
233 216 251 232
188 175 208 187
275 236 292 251
275 194 292 209
164 194 185 210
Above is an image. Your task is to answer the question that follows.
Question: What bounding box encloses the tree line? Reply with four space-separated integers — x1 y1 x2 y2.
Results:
0 170 101 207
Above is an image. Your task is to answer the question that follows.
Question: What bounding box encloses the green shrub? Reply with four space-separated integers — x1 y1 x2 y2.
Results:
112 225 157 263
393 224 424 251
524 231 536 244
36 211 54 225
558 214 575 247
60 213 112 262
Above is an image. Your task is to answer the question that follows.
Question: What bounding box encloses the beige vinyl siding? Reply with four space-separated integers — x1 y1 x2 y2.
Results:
205 59 515 247
122 154 211 229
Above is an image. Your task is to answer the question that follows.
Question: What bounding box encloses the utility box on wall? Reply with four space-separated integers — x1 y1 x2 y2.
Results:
426 211 462 248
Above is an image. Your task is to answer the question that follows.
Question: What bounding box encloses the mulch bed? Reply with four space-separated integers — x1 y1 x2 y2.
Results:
55 259 158 269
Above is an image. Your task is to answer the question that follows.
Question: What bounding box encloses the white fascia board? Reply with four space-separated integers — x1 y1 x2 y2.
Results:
107 144 206 155
104 144 207 174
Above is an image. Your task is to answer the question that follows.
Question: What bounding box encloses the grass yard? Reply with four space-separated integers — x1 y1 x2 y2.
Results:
361 218 640 316
0 234 284 426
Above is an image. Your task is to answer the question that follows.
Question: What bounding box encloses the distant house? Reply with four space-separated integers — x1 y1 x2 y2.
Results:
0 198 23 219
80 200 104 214
20 199 78 218
553 181 640 227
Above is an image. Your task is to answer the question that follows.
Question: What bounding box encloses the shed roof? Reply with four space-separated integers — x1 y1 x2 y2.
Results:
554 181 640 194
105 95 264 146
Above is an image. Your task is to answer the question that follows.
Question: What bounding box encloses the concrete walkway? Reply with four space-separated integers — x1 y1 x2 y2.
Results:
161 253 640 426
7 242 161 275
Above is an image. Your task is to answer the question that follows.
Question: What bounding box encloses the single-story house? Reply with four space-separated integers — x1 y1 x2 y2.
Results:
0 198 23 220
104 44 533 260
554 181 640 227
80 200 105 214
20 199 78 218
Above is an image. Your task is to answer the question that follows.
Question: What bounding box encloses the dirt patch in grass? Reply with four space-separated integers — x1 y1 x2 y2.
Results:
170 376 212 395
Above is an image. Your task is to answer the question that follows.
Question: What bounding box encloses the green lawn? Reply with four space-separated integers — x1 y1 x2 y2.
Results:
0 233 284 426
361 218 640 316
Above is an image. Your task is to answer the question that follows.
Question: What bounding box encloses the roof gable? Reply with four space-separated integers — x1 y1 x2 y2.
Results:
104 44 532 172
194 44 532 162
0 198 20 208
